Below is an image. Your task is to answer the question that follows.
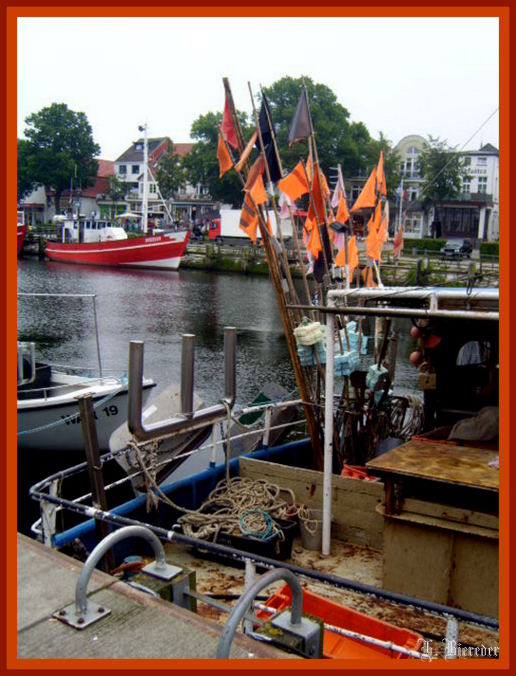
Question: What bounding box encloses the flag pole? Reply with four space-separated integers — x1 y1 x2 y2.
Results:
220 80 324 468
247 81 301 320
258 84 314 315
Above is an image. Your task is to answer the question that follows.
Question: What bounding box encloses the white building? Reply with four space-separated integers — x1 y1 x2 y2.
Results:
393 136 499 242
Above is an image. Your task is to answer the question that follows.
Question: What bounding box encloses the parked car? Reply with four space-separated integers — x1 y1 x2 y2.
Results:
440 239 473 259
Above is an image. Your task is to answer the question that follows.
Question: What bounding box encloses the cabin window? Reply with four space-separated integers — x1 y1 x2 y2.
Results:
456 341 492 366
73 221 78 229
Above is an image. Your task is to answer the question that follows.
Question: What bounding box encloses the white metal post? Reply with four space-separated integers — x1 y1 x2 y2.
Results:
141 123 149 234
322 309 334 556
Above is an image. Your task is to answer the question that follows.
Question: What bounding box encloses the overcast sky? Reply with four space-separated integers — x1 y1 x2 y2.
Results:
17 16 499 161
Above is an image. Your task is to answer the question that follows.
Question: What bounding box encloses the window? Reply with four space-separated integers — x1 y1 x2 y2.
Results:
404 147 420 177
478 176 488 193
463 157 471 167
462 180 471 194
477 157 487 166
118 165 127 175
132 164 140 175
351 185 361 201
149 184 157 193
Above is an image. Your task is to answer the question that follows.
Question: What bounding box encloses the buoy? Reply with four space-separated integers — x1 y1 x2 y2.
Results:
410 326 422 339
409 350 423 366
424 334 441 349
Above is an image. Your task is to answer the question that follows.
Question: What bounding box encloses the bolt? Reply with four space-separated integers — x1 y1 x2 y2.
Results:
58 609 67 616
97 607 105 613
77 617 85 625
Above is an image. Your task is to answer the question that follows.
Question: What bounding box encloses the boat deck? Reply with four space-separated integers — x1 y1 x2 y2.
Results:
164 535 499 660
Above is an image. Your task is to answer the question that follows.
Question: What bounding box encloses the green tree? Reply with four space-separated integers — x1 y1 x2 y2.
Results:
155 144 184 199
17 139 36 201
19 103 100 214
262 76 375 178
106 175 127 218
419 136 467 205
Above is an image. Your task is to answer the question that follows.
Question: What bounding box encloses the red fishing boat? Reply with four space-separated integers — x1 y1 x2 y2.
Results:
45 218 189 270
17 211 27 256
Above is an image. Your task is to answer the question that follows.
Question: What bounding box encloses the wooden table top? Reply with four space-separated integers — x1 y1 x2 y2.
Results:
366 440 499 491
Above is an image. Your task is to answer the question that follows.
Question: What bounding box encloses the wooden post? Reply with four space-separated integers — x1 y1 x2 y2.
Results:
79 394 115 573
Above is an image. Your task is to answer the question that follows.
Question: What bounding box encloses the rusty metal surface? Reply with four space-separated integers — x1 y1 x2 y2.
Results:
164 536 499 661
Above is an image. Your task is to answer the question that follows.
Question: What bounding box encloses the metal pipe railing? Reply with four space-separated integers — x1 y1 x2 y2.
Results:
128 327 237 442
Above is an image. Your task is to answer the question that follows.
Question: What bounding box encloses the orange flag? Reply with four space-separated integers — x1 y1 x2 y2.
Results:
217 132 233 178
235 130 258 172
239 193 259 244
307 166 326 224
245 156 264 190
364 267 378 288
278 160 309 202
376 150 387 196
334 234 359 283
373 201 382 232
378 201 389 247
393 225 404 258
366 215 382 262
248 172 268 206
336 193 349 224
306 222 322 257
351 167 377 212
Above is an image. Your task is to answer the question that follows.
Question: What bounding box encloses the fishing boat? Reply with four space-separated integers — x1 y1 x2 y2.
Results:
17 210 27 256
28 286 500 660
17 341 156 452
21 83 501 660
45 123 189 270
45 219 189 270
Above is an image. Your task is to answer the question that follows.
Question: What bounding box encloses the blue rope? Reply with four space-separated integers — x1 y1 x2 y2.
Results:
239 509 275 540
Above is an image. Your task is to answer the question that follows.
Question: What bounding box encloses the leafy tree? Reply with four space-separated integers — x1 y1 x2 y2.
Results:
155 144 184 199
419 136 467 205
17 139 36 201
262 76 376 179
19 103 100 214
105 175 127 218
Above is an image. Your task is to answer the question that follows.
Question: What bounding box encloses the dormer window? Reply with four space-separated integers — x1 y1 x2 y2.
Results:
135 143 143 151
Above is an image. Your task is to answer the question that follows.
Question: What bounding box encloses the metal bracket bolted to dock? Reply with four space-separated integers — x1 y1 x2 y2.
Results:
54 525 181 629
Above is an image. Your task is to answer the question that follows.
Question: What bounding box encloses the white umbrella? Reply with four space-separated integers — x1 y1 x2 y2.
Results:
115 212 140 219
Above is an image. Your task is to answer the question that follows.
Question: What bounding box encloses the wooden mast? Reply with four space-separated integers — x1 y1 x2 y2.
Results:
220 81 324 467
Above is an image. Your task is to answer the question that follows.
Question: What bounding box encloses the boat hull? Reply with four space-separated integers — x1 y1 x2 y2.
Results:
17 381 156 452
17 225 27 256
45 230 190 270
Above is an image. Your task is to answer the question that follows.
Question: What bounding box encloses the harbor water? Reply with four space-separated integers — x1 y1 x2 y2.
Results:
17 258 420 402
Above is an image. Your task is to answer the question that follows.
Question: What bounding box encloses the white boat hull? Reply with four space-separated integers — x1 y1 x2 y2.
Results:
18 376 156 452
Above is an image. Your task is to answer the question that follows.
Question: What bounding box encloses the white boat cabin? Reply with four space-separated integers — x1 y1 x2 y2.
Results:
58 217 128 244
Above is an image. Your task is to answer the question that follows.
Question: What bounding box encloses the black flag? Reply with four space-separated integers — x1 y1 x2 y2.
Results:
288 87 311 146
256 93 274 148
265 142 282 183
